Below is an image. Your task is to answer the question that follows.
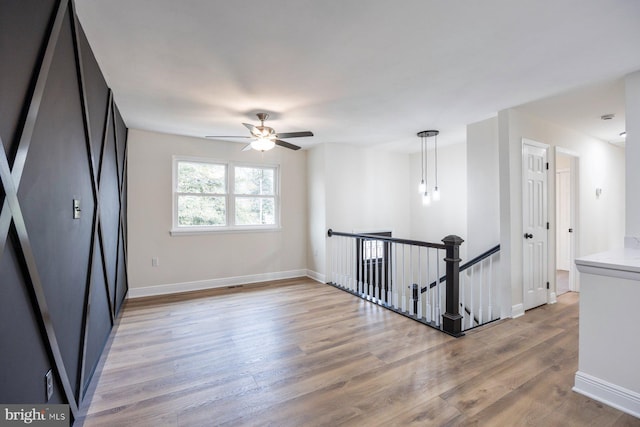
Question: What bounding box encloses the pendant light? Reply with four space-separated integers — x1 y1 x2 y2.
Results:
417 130 439 205
418 135 426 193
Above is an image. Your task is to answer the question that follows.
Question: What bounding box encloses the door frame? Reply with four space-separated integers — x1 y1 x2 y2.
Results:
521 138 550 310
555 147 579 293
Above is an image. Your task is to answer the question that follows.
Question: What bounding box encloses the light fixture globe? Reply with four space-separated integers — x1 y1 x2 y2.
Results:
432 186 440 201
422 191 431 206
251 137 275 151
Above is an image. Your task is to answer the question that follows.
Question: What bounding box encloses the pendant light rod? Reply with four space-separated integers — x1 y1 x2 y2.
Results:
434 132 438 187
421 135 424 182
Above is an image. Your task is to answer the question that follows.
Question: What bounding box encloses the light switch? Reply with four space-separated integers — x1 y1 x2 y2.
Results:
73 199 81 219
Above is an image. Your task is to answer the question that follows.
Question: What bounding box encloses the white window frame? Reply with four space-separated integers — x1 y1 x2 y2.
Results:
171 156 280 235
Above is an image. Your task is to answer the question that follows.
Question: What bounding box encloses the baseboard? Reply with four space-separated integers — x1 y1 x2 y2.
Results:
511 303 525 318
573 371 640 418
306 269 326 283
128 269 309 298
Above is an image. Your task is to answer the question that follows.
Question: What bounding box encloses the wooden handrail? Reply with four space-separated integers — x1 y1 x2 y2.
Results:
327 229 447 250
421 244 500 293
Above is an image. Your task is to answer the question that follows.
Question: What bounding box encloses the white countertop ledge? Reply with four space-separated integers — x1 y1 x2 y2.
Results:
575 248 640 280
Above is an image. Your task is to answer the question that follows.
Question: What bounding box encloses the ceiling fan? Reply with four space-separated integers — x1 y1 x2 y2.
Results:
206 113 313 151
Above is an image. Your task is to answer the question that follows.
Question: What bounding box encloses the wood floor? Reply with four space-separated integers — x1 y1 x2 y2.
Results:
80 278 639 426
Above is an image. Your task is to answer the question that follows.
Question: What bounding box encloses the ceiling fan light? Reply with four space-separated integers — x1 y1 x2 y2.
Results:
251 137 275 151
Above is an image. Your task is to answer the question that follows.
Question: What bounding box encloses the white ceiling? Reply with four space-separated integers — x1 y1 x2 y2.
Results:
75 0 640 152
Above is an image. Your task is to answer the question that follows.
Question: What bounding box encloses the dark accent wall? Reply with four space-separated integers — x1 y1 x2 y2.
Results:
0 0 128 423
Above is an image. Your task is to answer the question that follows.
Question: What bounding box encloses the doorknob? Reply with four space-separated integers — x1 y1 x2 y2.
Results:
524 233 533 239
568 228 573 233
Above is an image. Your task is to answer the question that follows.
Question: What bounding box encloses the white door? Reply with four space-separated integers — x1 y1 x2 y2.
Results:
522 140 548 310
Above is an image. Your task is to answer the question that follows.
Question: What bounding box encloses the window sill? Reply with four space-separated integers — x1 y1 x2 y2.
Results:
170 226 282 236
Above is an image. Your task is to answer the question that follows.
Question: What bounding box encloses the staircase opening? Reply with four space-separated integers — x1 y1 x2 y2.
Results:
327 229 500 336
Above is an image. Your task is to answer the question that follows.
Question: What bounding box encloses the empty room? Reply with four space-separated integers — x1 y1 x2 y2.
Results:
1 1 640 426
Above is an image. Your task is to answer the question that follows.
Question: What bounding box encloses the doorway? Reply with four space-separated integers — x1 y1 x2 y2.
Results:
555 148 578 294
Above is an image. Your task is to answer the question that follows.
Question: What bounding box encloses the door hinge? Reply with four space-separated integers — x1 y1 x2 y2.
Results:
546 222 550 230
546 162 549 170
546 282 550 289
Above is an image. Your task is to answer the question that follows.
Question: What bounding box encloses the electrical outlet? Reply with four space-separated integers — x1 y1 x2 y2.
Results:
152 257 159 267
45 369 53 401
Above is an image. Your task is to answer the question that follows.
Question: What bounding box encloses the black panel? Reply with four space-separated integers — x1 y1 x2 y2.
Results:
0 0 128 417
82 241 111 394
0 239 63 404
0 0 57 154
17 8 94 400
77 24 108 169
114 105 126 188
115 235 127 314
115 107 128 246
100 114 119 303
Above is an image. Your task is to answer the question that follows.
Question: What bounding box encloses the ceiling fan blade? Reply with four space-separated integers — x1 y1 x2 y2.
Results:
205 135 252 139
274 139 301 150
241 143 253 151
243 122 260 136
275 131 314 139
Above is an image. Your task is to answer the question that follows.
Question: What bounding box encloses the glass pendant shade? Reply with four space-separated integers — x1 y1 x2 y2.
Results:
422 191 430 205
432 186 440 201
419 179 426 193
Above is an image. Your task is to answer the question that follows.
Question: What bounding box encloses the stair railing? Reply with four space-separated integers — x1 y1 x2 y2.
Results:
327 229 464 337
421 244 501 330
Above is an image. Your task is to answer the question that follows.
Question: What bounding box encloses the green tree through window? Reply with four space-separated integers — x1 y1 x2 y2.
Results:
174 159 278 230
176 161 227 226
234 167 276 225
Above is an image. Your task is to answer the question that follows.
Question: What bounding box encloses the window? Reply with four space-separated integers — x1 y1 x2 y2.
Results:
173 157 279 233
234 166 276 226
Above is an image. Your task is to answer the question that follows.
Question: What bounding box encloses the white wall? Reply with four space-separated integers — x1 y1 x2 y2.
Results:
307 143 411 279
325 144 411 235
499 108 625 313
575 269 640 416
306 144 326 281
127 129 308 296
410 142 468 251
626 71 640 246
467 117 500 257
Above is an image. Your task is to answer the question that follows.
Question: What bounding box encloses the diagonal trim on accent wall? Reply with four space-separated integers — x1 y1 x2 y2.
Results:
0 137 79 417
0 0 81 417
1 0 128 416
0 0 69 259
68 0 110 402
97 92 116 322
113 107 129 300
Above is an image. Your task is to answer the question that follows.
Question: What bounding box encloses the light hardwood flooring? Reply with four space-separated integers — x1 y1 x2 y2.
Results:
80 278 639 426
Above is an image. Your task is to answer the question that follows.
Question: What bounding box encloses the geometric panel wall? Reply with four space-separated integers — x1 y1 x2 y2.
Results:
0 1 128 423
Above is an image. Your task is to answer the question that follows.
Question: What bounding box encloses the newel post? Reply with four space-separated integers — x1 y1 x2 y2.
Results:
442 235 464 337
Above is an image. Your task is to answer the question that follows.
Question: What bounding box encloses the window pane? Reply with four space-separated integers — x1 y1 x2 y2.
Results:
178 195 226 226
235 197 275 225
234 167 274 195
177 161 226 193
